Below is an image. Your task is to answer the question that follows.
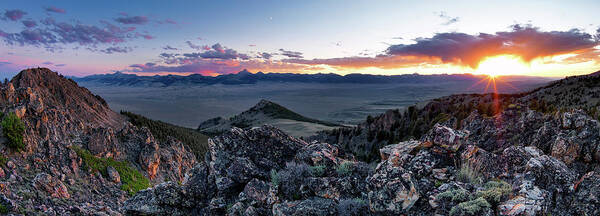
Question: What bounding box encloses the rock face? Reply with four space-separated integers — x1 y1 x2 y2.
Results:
0 68 197 214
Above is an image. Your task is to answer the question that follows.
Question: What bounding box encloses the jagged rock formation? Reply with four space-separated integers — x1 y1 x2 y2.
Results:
0 68 197 214
198 99 342 137
126 105 600 215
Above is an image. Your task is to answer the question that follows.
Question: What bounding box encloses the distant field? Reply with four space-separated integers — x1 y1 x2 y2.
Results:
81 79 552 128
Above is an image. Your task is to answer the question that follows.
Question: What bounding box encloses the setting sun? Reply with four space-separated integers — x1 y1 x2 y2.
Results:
476 55 530 77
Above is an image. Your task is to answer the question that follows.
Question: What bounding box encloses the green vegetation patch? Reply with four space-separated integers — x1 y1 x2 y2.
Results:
309 165 326 177
437 188 470 203
72 146 150 196
121 111 209 160
449 197 491 216
1 113 25 151
475 180 512 204
457 160 482 184
0 203 8 214
270 169 280 186
336 161 353 176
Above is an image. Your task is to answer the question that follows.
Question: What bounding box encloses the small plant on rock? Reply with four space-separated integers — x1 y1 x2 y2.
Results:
277 162 311 200
437 188 470 203
1 113 25 151
309 165 326 177
449 197 491 216
270 169 280 186
475 180 512 204
336 161 353 177
457 160 481 184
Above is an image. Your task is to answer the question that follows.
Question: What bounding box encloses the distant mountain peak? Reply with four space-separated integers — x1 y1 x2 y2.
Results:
238 69 251 75
8 67 123 128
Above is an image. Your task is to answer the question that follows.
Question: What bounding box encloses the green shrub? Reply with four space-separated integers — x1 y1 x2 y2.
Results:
0 203 8 214
475 180 512 204
1 113 25 151
0 155 7 167
336 161 353 176
437 188 470 203
309 165 326 177
270 169 280 186
72 146 150 196
449 197 491 216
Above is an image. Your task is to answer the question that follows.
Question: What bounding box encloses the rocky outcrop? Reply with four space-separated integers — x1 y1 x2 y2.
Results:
126 104 600 215
0 68 197 214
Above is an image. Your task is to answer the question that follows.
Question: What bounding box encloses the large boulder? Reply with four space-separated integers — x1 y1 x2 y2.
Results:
208 126 306 196
367 156 419 214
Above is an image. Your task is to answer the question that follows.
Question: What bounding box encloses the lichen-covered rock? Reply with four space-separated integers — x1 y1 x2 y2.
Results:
123 182 195 216
208 126 306 197
272 197 337 216
525 155 576 192
367 157 419 214
32 173 70 199
421 124 469 154
572 171 600 215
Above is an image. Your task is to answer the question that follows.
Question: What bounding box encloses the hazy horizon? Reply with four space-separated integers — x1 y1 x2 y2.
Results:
1 0 600 78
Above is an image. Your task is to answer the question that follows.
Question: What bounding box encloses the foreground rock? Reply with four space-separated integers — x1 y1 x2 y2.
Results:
126 106 600 215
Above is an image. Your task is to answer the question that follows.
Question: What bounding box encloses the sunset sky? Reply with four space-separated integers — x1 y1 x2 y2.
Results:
1 0 599 78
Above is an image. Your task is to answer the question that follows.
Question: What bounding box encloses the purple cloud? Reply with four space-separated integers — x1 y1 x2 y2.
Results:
186 41 202 50
100 46 132 54
22 20 37 28
45 6 66 14
55 64 66 67
42 61 53 65
279 49 303 58
260 52 273 59
1 19 144 52
163 45 178 50
115 16 149 25
0 61 11 66
4 9 26 21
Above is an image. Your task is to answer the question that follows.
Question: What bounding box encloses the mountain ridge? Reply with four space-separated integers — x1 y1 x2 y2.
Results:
198 99 343 137
73 70 555 87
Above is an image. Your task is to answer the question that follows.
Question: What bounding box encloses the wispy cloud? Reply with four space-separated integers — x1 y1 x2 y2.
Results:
279 48 303 58
437 11 459 25
115 16 149 25
44 6 66 14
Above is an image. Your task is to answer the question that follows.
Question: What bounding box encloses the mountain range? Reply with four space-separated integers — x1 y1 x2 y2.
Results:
73 69 553 87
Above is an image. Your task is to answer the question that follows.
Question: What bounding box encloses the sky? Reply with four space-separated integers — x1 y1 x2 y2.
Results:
1 0 599 78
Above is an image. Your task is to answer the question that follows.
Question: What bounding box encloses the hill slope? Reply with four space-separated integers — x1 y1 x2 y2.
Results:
198 99 343 137
0 68 197 214
312 70 600 162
